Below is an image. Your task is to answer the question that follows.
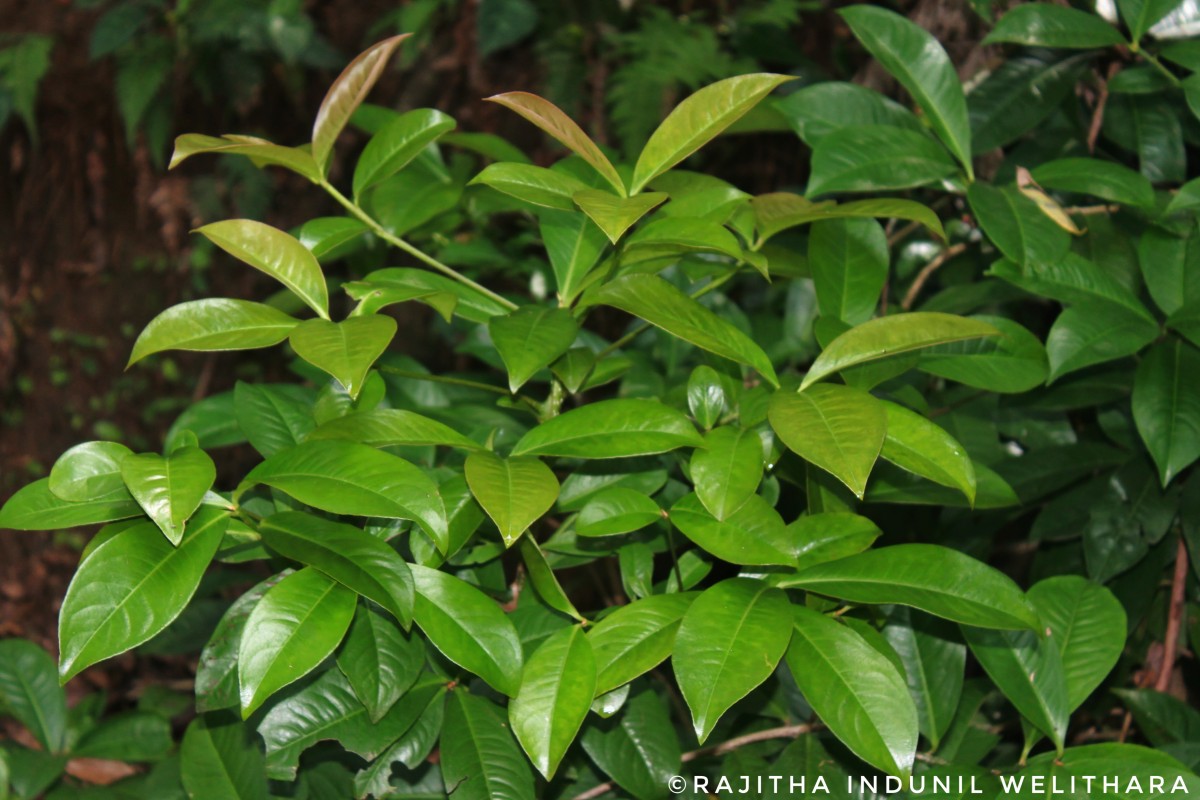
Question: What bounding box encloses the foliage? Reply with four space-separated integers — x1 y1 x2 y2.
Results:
4 2 1200 798
0 34 53 141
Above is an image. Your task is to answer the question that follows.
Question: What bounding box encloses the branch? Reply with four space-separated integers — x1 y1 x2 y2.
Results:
1155 537 1189 693
901 242 968 311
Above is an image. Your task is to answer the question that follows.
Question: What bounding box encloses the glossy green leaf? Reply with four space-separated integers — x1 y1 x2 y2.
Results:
789 512 881 570
238 567 356 717
48 441 133 502
968 183 1071 267
840 5 973 175
1118 0 1179 42
464 450 559 547
985 4 1125 47
788 605 918 777
170 133 321 181
71 710 171 762
690 426 764 520
785 544 1039 629
1139 227 1200 317
59 508 227 681
809 217 888 325
308 408 479 450
589 593 696 695
128 299 300 366
120 446 215 545
312 35 410 174
687 365 728 430
233 382 314 458
471 162 589 210
540 209 609 304
259 511 414 628
1022 743 1200 794
1167 176 1200 215
0 640 66 752
801 312 1000 389
296 217 369 260
441 691 536 800
509 625 596 778
670 492 793 566
630 73 793 193
807 125 959 197
411 565 523 697
196 220 329 319
1114 688 1200 746
1032 158 1155 208
180 714 269 800
768 385 886 499
580 687 681 800
1133 339 1200 486
882 607 965 750
347 267 508 323
489 306 579 392
289 316 395 400
1046 301 1159 381
518 534 584 622
353 108 455 196
337 601 424 722
622 217 745 264
196 574 285 713
968 51 1091 153
513 398 702 459
879 400 976 504
774 81 923 147
917 315 1049 393
585 275 778 386
1105 93 1185 183
0 478 141 531
239 440 447 547
673 578 791 742
989 253 1154 321
573 189 667 244
576 487 661 537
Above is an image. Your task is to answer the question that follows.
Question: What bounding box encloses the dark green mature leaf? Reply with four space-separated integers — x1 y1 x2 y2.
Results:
353 108 455 196
196 220 329 319
509 626 596 778
180 714 269 800
784 544 1039 629
441 691 536 800
518 534 584 621
1028 576 1126 711
753 193 945 244
196 574 285 714
788 605 918 777
472 163 589 210
308 407 479 451
801 313 1000 389
0 640 66 752
1114 689 1200 746
1133 339 1200 486
962 626 1069 752
1104 93 1185 183
769 385 887 499
589 593 696 695
586 275 779 386
573 190 667 244
985 4 1125 47
289 316 395 401
238 567 357 717
673 578 791 742
690 426 763 520
337 601 424 722
120 447 215 545
1118 0 1179 42
411 565 523 697
967 51 1091 153
917 315 1049 393
581 687 681 800
807 126 959 196
809 217 888 325
513 398 702 459
464 450 559 547
774 81 923 147
259 511 414 627
1046 301 1159 381
1139 227 1200 317
233 382 314 458
576 487 661 537
489 306 579 392
883 608 965 751
1033 158 1155 208
48 441 133 502
540 210 609 304
128 299 300 365
59 509 227 681
880 400 976 504
670 492 792 566
968 183 1071 266
1022 743 1200 794
840 5 973 175
72 710 172 762
239 440 447 547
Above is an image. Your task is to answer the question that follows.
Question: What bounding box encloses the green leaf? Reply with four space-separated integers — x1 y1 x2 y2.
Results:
882 608 965 751
1104 93 1185 183
128 299 300 365
1139 227 1200 317
784 544 1039 629
348 267 509 323
788 605 918 777
196 220 329 319
809 217 888 325
630 73 794 193
540 210 609 304
509 626 596 778
441 691 536 800
477 0 538 55
170 134 321 181
312 35 410 174
879 400 976 504
1114 689 1200 746
807 125 959 197
238 567 356 717
917 315 1049 393
489 306 579 392
801 312 1000 390
513 398 702 459
989 253 1154 321
622 217 745 264
72 711 172 762
259 511 414 628
1170 302 1200 350
672 578 792 742
296 217 369 261
239 440 447 548
985 4 1125 47
289 316 395 400
580 687 681 800
308 408 480 450
768 385 887 499
1046 301 1159 381
0 478 141 531
487 92 625 195
337 601 424 723
773 82 923 147
1133 339 1200 486
1028 575 1126 711
196 574 285 714
585 275 779 387
968 183 1071 267
353 108 456 196
1032 158 1155 208
120 447 215 545
967 51 1091 153
59 509 228 681
572 189 667 244
180 714 268 800
411 565 524 697
690 426 764 520
589 593 696 695
687 365 728 430
962 626 1069 752
670 492 793 566
464 450 559 547
1023 744 1200 794
0 640 67 753
471 163 589 211
576 487 661 537
518 534 584 622
233 382 314 458
48 441 133 502
1118 0 1179 42
789 513 881 570
840 5 973 176
1167 176 1200 215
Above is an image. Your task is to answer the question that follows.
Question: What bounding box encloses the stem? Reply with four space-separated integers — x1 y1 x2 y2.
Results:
318 180 518 312
595 269 739 360
1155 536 1189 693
377 365 508 395
1140 49 1183 87
901 242 968 311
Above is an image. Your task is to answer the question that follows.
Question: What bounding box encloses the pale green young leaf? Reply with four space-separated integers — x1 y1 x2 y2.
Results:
879 400 977 504
170 134 321 181
120 447 216 545
471 162 590 210
48 441 133 502
128 299 300 366
689 426 764 520
573 189 667 244
289 316 396 401
670 492 793 566
353 108 456 196
464 450 559 547
196 220 330 319
512 398 702 459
